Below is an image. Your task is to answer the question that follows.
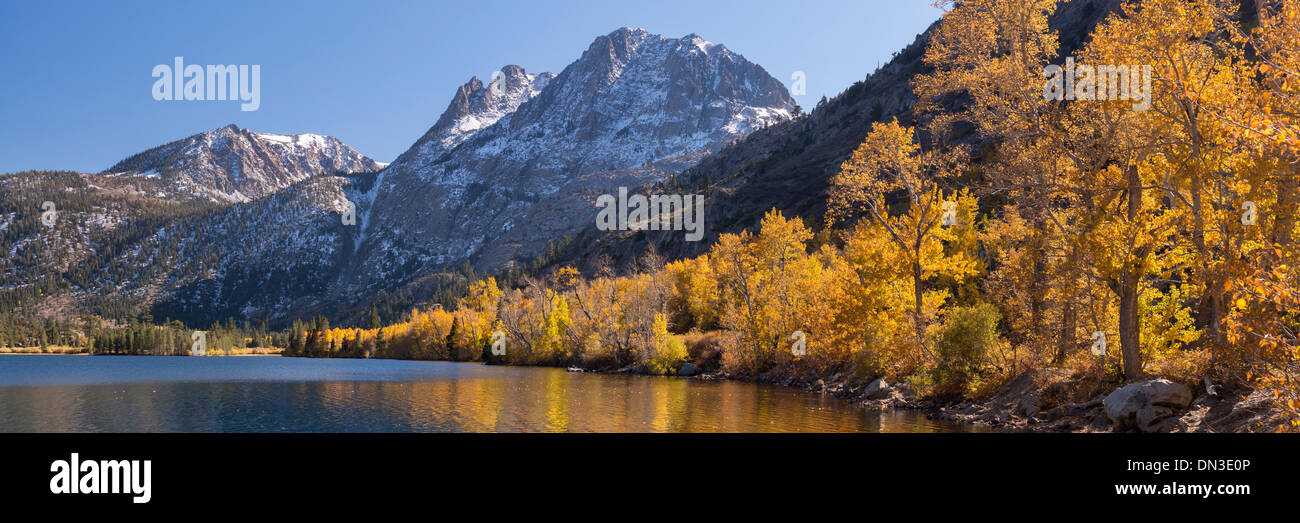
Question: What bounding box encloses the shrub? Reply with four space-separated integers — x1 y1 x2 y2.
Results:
932 303 1001 397
578 333 618 370
682 330 724 371
649 336 688 375
646 314 689 375
717 331 750 375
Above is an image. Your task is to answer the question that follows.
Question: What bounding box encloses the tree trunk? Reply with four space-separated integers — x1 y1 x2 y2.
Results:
1209 292 1224 346
913 259 925 344
1054 296 1076 365
1119 274 1141 379
1273 160 1297 248
1120 164 1143 380
1030 222 1048 345
1053 243 1081 365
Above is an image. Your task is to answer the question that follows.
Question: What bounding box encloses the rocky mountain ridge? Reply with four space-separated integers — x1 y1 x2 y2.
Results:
105 124 382 203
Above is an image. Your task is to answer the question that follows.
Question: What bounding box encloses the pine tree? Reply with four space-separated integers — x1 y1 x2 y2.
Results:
446 317 461 361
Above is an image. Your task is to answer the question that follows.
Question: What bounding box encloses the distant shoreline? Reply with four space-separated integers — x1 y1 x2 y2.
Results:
0 352 92 356
0 347 283 357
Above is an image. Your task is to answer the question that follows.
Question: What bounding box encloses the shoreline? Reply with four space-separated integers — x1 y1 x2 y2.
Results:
485 360 1286 432
0 352 92 356
7 351 1282 432
0 347 284 357
725 366 1287 433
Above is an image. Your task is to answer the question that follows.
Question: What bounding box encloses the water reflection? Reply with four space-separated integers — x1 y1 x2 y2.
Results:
0 356 978 433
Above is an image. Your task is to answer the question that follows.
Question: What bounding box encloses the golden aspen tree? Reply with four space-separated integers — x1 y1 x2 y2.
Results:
1242 0 1300 158
646 313 687 375
1216 1 1298 265
828 219 921 375
1222 1 1300 421
709 210 821 373
536 294 572 363
666 255 720 331
1250 1 1300 249
461 277 503 353
980 205 1053 361
1052 7 1178 379
914 0 1067 353
411 308 437 359
1093 0 1256 361
828 119 977 357
496 288 539 362
1227 247 1300 428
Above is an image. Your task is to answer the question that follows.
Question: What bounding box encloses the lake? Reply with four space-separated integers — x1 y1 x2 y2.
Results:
0 355 975 432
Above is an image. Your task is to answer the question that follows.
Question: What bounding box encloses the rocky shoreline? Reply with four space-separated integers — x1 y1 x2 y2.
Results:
702 367 1288 433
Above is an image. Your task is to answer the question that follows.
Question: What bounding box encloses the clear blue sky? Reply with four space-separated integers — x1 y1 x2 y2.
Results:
0 0 942 173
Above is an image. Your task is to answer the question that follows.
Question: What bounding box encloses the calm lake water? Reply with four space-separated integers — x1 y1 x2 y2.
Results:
0 355 975 433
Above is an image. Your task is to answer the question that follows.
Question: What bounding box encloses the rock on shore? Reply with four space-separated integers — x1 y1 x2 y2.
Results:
1102 380 1193 432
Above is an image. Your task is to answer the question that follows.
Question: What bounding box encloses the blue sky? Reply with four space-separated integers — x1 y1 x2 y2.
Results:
0 0 942 173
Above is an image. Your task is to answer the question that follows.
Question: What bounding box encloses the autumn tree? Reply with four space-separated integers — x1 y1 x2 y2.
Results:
828 119 978 357
914 0 1070 359
1081 0 1260 379
710 210 826 373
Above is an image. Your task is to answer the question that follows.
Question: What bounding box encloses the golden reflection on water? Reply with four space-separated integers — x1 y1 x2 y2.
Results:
310 368 962 433
0 359 978 432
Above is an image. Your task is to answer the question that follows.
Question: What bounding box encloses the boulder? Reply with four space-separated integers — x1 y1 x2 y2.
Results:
1103 380 1193 432
677 363 697 377
1017 392 1042 418
864 378 892 400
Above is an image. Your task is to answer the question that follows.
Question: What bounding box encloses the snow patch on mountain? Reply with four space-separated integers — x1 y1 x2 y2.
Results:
105 124 382 203
349 27 799 293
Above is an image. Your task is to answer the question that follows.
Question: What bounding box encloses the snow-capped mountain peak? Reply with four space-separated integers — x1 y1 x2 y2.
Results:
407 65 556 161
350 27 798 292
105 124 382 203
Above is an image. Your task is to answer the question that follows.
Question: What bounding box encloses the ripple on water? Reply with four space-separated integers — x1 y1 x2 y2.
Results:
0 355 980 433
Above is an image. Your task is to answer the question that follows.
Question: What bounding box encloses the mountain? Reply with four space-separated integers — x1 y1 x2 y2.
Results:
94 174 371 325
0 166 380 324
105 124 383 203
6 27 798 327
348 27 797 296
2 123 382 323
411 65 556 160
552 0 1127 271
0 170 217 318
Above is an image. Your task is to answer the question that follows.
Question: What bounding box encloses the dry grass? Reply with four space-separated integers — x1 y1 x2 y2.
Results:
0 346 89 354
191 346 283 356
681 330 724 371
